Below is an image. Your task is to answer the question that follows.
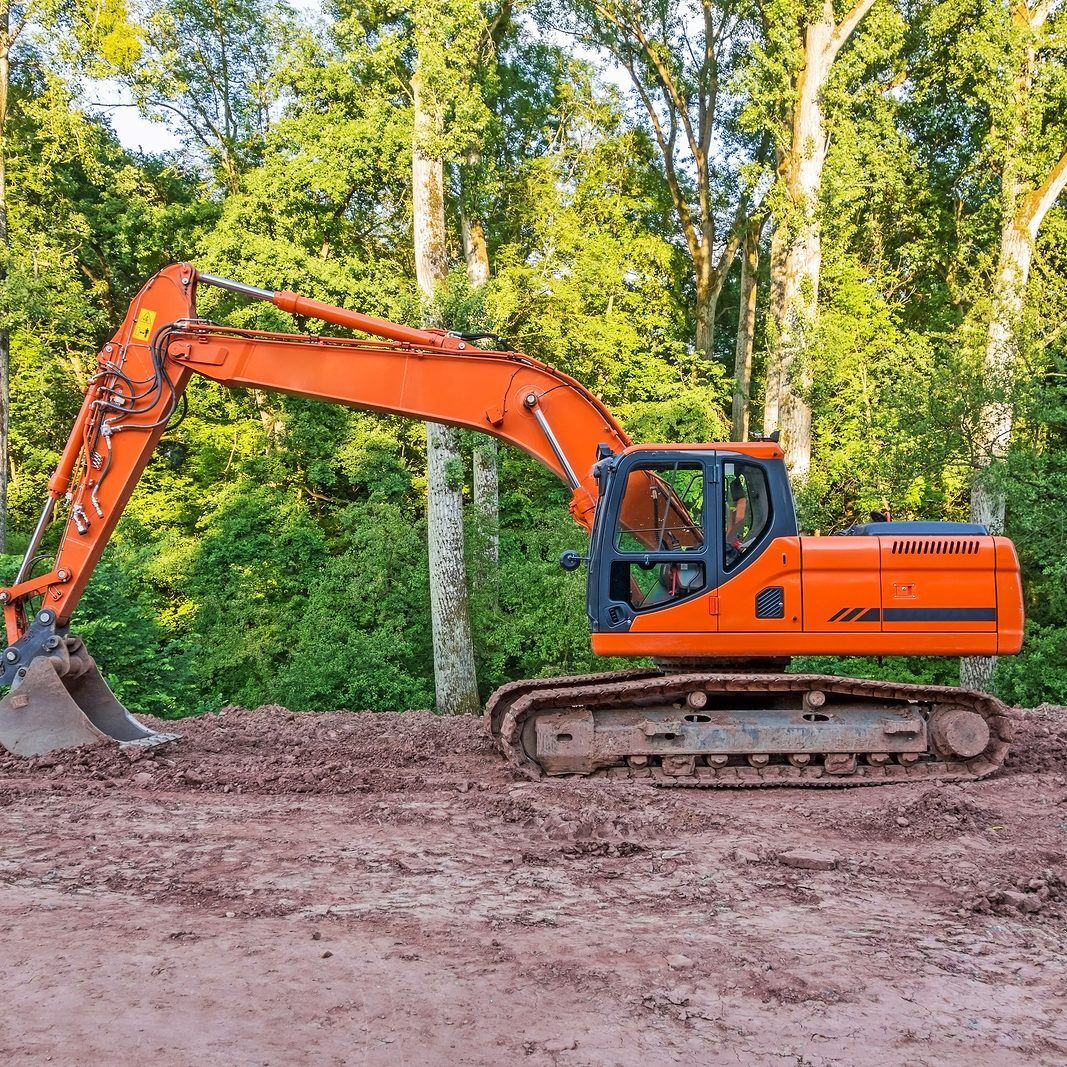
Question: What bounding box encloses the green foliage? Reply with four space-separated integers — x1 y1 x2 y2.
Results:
470 452 621 691
74 554 196 717
1 0 1065 726
175 483 330 710
791 654 961 689
997 624 1067 708
276 502 436 710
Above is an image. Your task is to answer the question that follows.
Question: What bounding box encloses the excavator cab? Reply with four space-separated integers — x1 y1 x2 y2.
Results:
585 445 798 636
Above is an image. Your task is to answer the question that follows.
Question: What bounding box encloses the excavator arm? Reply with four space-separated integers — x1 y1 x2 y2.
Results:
2 263 632 648
0 263 632 755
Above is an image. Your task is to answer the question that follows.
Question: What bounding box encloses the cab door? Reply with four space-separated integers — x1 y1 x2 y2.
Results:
713 455 803 634
588 450 717 634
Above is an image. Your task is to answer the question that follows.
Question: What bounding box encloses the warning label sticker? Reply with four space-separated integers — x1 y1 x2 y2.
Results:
132 308 157 342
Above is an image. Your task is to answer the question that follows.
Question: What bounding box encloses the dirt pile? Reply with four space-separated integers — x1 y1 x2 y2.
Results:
0 704 504 800
0 702 1065 1065
1002 702 1067 774
964 868 1066 918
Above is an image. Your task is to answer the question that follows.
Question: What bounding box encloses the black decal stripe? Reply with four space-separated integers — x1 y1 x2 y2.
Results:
883 607 996 623
857 608 881 623
828 607 849 623
842 607 865 623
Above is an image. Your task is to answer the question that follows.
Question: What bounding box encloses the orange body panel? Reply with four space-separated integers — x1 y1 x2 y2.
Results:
877 538 996 632
995 540 1026 654
801 538 883 632
597 532 1024 660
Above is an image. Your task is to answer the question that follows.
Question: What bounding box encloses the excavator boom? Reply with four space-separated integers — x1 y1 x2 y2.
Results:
0 264 633 755
4 263 631 647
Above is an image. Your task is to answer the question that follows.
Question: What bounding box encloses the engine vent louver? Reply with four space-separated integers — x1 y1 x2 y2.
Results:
890 539 980 556
755 586 785 620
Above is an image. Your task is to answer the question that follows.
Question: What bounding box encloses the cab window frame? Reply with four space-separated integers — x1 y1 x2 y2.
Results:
611 460 708 558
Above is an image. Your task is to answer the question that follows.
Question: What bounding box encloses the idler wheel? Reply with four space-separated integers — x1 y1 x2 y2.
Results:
929 705 990 760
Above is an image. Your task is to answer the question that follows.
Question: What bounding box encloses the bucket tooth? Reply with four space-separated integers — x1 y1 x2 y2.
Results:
0 654 177 758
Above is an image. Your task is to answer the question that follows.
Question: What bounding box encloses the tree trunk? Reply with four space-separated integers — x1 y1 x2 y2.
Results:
424 420 480 714
694 250 717 360
762 225 787 435
461 210 489 289
251 389 283 448
461 197 499 588
413 69 480 715
472 436 499 576
764 0 875 479
732 220 761 441
969 214 1032 534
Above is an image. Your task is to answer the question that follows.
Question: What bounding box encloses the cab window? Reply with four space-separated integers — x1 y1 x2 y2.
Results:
724 462 770 569
609 559 706 611
613 463 704 553
610 461 706 613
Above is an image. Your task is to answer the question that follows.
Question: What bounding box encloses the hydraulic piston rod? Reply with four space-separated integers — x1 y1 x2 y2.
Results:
14 497 57 586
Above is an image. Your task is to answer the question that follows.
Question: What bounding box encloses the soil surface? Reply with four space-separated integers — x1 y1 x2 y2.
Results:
1 702 1065 1066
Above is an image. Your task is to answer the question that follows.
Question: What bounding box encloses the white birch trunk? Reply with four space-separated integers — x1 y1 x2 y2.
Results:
461 211 490 288
425 421 480 714
732 221 761 441
969 216 1033 535
414 69 480 715
461 201 499 585
694 245 717 358
764 0 875 479
762 225 787 434
960 216 1028 693
472 437 499 571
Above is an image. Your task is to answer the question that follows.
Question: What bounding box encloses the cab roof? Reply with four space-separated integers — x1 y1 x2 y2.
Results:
621 441 785 461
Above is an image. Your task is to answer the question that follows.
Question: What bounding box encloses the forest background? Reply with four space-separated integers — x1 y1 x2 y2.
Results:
0 0 1064 718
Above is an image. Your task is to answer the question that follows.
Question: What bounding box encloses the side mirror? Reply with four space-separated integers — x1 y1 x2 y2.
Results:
559 550 585 572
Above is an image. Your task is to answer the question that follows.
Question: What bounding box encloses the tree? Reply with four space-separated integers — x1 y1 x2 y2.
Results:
968 0 1067 533
0 0 141 550
955 0 1067 690
413 0 482 715
746 0 877 478
127 0 291 190
548 0 762 359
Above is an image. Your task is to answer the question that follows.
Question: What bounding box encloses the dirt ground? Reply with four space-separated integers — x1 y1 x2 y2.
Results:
1 702 1065 1066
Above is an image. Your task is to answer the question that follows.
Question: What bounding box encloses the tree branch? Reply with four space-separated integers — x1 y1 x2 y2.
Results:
1021 144 1067 238
621 53 701 264
830 0 877 62
1014 0 1055 31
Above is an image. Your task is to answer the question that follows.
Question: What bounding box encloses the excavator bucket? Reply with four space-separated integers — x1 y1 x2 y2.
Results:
0 641 178 758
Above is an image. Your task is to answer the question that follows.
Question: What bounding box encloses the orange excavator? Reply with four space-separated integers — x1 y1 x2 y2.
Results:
0 264 1024 784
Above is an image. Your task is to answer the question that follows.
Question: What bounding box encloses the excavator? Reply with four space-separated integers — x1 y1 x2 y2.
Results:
0 264 1024 786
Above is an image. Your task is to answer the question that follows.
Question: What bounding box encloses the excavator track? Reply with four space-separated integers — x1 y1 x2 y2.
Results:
485 670 1017 787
